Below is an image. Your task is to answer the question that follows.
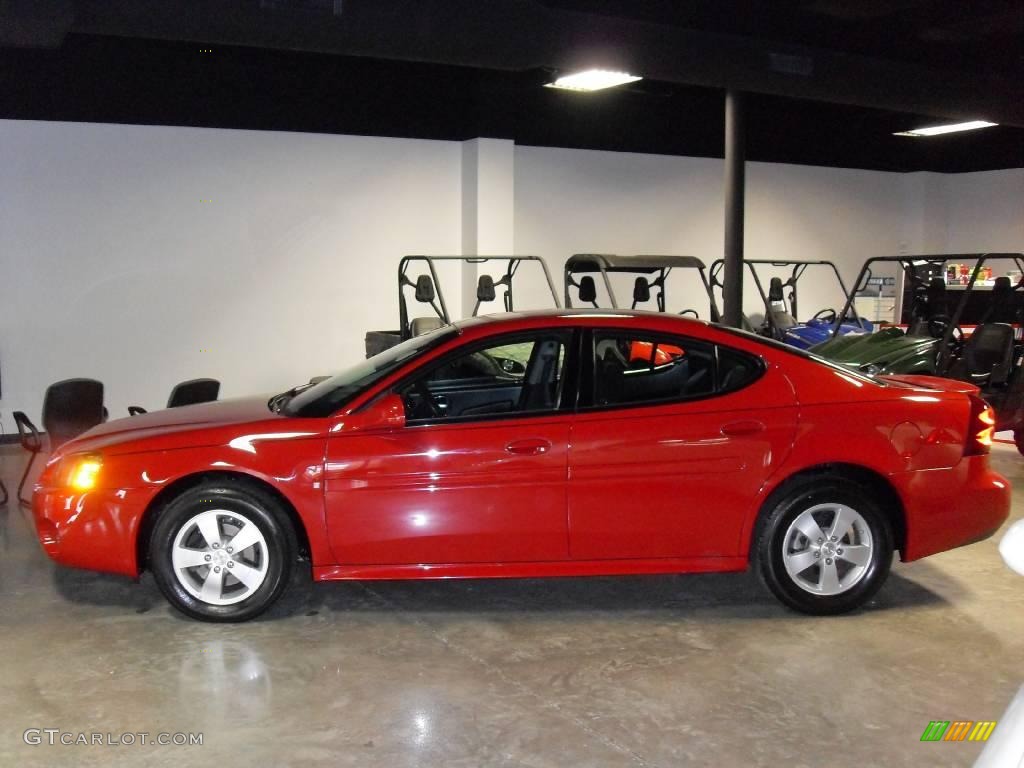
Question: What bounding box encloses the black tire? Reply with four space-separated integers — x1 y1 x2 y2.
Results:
150 481 297 622
756 475 894 615
1015 428 1024 457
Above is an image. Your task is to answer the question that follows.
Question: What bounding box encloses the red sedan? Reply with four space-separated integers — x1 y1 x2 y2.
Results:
33 311 1010 621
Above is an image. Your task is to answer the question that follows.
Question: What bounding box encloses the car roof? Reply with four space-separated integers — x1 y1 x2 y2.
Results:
566 253 707 273
451 309 714 338
454 308 701 327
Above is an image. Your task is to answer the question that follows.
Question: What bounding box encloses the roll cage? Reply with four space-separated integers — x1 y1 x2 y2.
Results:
397 255 561 340
564 253 721 321
708 258 869 337
834 253 1024 373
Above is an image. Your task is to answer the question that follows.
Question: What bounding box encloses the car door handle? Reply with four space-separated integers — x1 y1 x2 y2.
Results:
505 438 552 456
721 420 765 437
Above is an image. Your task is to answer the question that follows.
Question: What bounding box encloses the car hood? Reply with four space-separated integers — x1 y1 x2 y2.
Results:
783 320 871 349
57 395 295 457
812 328 938 373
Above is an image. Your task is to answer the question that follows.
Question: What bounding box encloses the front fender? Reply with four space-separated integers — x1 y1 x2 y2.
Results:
33 433 331 577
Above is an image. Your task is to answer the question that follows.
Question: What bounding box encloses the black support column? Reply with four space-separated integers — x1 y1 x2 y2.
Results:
722 89 745 328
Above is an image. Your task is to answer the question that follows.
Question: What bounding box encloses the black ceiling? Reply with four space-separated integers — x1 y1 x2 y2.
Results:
1 0 1021 172
539 0 1023 74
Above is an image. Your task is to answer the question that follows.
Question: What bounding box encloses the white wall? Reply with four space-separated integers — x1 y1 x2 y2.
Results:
900 169 1024 255
940 169 1024 253
1 119 1020 432
514 146 910 319
0 121 461 428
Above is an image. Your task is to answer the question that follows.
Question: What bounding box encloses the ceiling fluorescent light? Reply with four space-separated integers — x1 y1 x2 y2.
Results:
894 120 998 137
545 69 642 92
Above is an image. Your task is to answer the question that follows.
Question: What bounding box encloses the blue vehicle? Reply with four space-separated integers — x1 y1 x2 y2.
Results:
711 259 872 349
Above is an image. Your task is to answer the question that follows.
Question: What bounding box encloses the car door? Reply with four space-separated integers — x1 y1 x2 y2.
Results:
568 329 799 561
324 329 576 565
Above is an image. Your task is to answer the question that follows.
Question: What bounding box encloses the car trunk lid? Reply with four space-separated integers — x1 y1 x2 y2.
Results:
878 374 980 395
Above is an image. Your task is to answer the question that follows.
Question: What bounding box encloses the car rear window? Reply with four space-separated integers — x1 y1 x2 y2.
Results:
712 323 883 387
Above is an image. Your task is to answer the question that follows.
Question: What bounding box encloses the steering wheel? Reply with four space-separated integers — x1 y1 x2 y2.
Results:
927 316 964 345
811 308 837 324
679 309 700 318
412 380 443 418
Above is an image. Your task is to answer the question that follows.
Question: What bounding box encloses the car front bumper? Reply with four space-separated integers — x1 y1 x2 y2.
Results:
32 485 153 577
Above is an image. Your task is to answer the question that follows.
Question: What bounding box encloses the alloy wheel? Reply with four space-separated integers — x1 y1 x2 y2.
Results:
171 509 270 606
782 503 874 596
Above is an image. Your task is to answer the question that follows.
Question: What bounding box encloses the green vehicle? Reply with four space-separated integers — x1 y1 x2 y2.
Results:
813 252 1024 452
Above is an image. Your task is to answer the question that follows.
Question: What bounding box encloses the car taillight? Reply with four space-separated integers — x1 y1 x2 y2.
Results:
965 395 996 456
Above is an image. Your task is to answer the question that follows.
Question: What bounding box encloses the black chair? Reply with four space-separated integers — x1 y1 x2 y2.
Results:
13 411 41 505
168 378 220 408
43 378 105 449
129 378 220 415
14 378 105 504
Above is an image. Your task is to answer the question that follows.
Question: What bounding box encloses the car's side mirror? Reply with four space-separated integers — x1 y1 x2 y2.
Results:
493 356 527 376
340 393 406 433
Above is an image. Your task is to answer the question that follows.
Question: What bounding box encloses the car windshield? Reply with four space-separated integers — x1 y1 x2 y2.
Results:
281 326 458 417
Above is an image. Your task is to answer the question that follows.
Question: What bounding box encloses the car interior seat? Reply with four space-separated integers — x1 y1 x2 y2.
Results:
577 276 599 308
954 323 1015 387
631 277 651 309
518 339 563 411
473 274 497 316
594 339 628 403
410 316 445 336
766 277 798 334
907 276 948 336
926 277 948 319
409 274 445 336
984 276 1020 324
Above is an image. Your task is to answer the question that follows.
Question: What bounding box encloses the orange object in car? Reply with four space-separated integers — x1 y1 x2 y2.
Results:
629 340 684 365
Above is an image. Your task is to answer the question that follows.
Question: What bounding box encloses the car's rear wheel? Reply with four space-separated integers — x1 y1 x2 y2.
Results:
150 481 296 622
756 476 894 615
1014 427 1024 456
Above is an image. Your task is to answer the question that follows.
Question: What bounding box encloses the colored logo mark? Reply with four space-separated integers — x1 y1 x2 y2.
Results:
920 720 997 742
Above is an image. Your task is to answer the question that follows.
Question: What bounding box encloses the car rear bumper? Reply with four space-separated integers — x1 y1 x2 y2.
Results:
32 486 148 577
894 455 1011 562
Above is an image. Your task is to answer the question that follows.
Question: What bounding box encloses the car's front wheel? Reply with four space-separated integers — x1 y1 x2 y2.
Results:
150 481 296 622
756 476 894 615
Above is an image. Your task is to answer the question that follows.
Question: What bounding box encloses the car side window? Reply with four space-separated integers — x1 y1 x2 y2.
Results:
593 332 715 406
717 345 763 393
401 333 570 423
427 342 531 384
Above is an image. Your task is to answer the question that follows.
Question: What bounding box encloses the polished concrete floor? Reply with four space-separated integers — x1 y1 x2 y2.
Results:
0 444 1021 768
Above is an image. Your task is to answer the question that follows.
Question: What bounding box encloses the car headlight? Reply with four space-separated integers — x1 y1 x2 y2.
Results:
63 454 103 491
